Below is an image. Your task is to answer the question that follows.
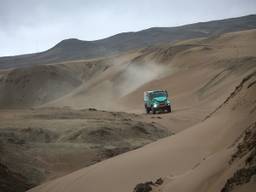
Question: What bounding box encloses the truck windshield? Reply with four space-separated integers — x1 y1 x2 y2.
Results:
151 92 166 98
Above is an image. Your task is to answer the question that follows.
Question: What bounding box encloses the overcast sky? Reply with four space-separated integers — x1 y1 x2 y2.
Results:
0 0 255 56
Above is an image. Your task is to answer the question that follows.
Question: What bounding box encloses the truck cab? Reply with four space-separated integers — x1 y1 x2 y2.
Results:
144 90 171 114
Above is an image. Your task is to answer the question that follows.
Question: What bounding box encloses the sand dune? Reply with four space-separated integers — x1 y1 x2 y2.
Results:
0 28 255 192
25 30 256 192
28 69 256 192
43 30 256 134
0 58 111 108
47 30 256 110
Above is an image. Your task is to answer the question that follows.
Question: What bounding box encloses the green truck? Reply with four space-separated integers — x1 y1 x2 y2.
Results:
144 90 171 114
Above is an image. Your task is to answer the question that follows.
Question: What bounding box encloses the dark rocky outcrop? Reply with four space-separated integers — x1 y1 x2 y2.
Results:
221 122 256 192
133 178 164 192
0 162 33 192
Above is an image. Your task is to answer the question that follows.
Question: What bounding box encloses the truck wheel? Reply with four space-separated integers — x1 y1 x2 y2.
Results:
152 108 156 114
167 106 171 113
145 107 150 114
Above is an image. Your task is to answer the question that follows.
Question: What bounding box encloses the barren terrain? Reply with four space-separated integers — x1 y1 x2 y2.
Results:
0 16 255 192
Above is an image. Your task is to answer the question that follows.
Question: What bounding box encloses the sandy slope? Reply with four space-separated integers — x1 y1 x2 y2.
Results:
0 29 255 192
46 29 256 133
27 30 256 192
28 70 256 192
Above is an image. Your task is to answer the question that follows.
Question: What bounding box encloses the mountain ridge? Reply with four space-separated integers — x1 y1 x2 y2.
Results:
0 14 256 69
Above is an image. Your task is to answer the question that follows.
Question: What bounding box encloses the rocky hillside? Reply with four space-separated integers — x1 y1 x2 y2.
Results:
0 163 32 192
0 108 171 191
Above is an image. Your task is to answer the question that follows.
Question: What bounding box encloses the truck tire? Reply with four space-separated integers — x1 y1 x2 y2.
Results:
145 107 150 114
152 108 156 114
167 106 171 113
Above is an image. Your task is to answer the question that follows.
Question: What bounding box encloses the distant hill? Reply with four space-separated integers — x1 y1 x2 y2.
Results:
0 14 256 69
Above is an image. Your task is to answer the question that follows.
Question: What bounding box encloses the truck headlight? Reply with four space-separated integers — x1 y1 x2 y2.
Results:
167 100 170 105
153 103 158 108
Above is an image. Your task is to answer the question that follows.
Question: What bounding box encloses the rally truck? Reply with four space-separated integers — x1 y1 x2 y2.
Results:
144 90 171 114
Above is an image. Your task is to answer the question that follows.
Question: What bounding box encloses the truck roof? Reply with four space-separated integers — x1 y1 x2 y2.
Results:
144 90 165 93
144 90 168 97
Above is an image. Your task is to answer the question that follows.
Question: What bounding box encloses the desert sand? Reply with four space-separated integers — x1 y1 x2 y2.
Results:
26 30 256 192
0 27 255 192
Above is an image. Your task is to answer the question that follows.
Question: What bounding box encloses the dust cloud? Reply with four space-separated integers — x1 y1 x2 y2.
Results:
115 62 170 96
47 61 172 111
